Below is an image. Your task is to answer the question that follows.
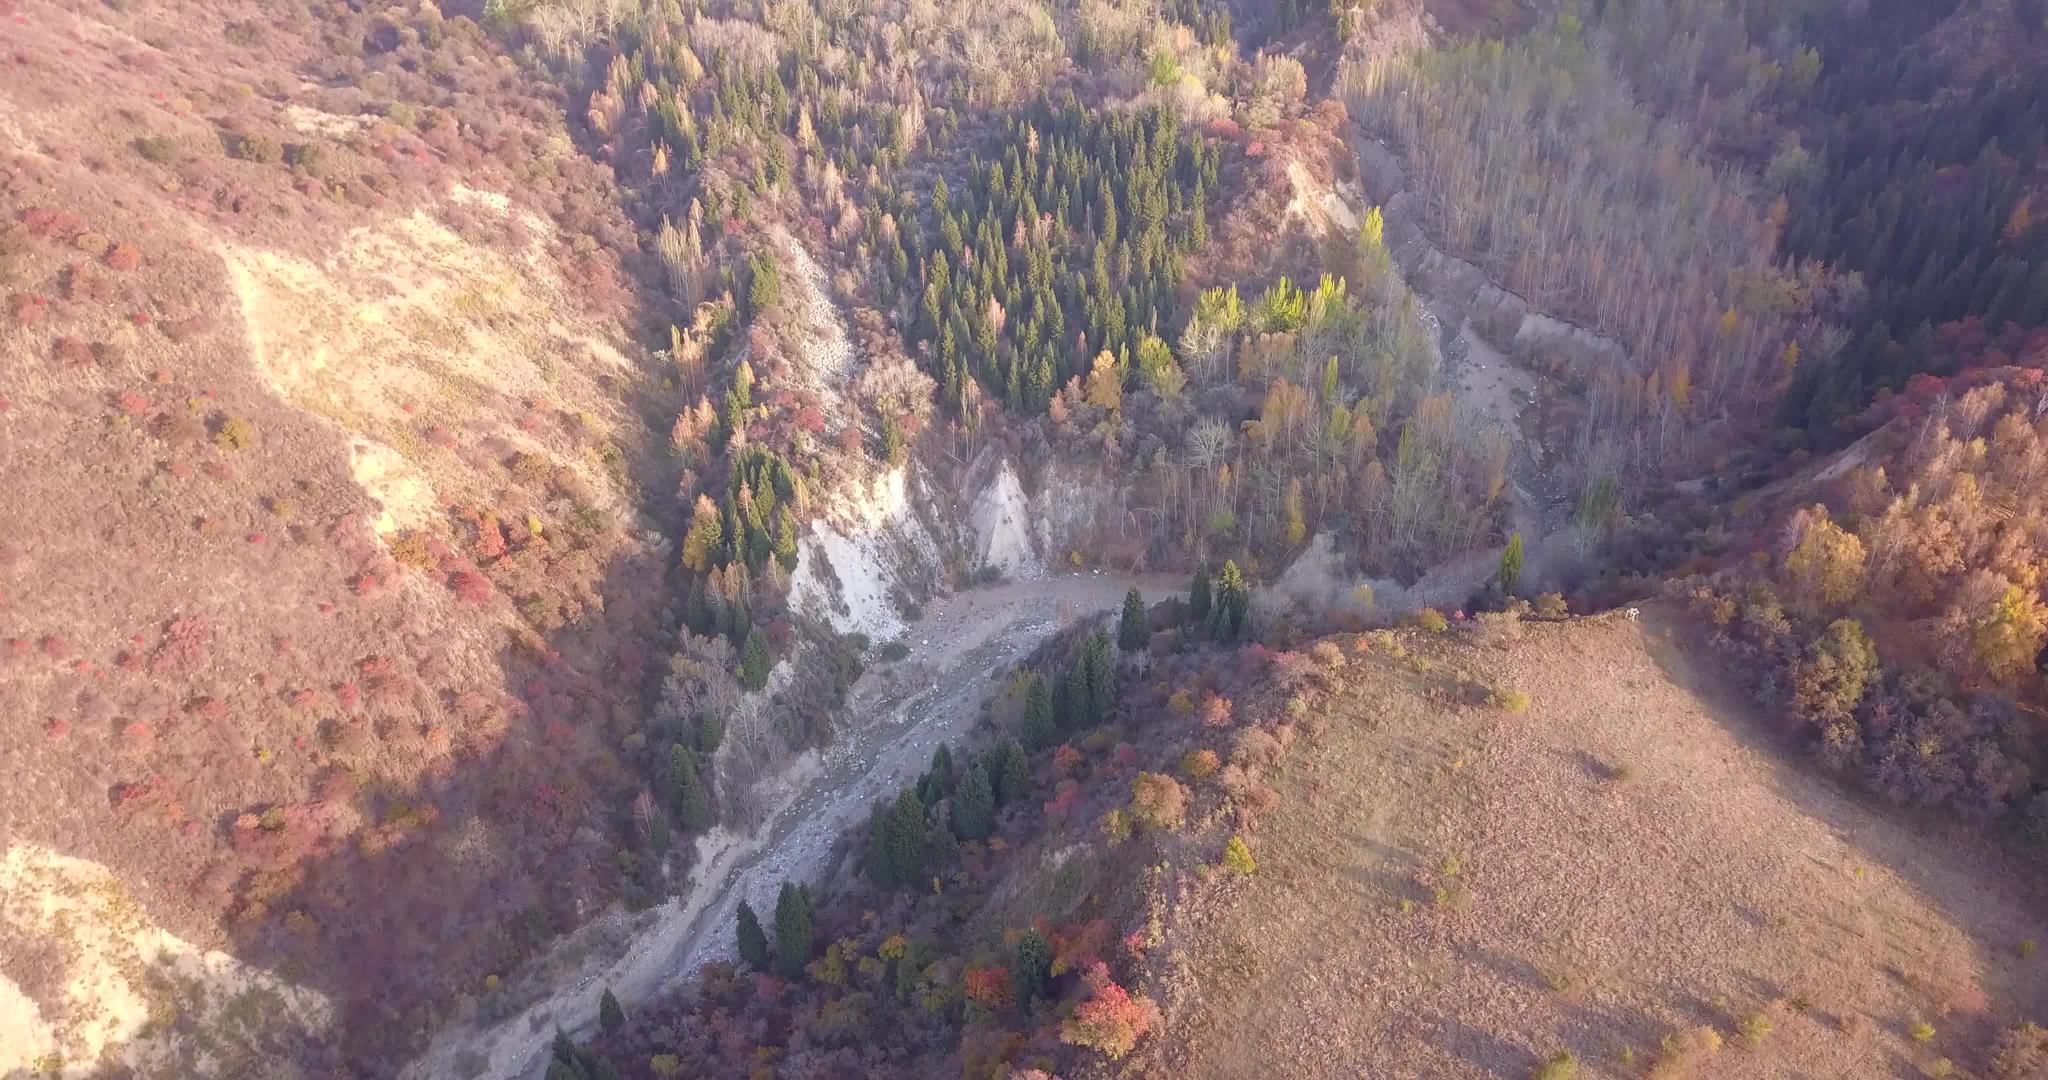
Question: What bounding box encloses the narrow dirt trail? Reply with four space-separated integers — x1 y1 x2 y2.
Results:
411 572 1177 1080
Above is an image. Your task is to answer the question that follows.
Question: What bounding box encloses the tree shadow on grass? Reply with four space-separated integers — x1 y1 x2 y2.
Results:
1633 603 2048 1060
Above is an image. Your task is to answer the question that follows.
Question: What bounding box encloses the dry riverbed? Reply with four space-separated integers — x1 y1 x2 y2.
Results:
411 572 1177 1080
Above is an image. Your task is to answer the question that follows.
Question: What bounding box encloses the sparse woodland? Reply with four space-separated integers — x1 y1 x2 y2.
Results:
1347 15 1839 473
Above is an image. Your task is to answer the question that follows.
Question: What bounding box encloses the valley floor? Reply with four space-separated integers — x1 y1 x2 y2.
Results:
412 571 1180 1079
1161 604 2048 1077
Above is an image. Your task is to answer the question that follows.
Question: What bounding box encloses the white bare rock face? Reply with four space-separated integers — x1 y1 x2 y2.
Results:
967 460 1044 581
785 466 943 641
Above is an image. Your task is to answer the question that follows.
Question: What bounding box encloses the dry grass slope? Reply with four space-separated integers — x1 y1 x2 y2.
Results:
0 0 674 1071
1160 604 2048 1078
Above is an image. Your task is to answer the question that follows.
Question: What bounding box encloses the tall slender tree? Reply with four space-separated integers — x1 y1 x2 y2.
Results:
736 899 770 969
1118 588 1149 651
952 763 996 841
1208 560 1251 641
773 881 813 979
1498 532 1525 598
1188 564 1212 625
669 744 712 833
1020 674 1055 750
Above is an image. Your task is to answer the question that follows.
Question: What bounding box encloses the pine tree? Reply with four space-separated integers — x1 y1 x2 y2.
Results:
882 414 906 466
952 763 996 840
1019 674 1055 750
1188 563 1212 625
999 739 1031 804
1118 588 1148 651
1082 632 1116 724
1011 928 1053 1004
773 881 813 979
864 806 898 888
886 789 927 890
736 899 770 969
598 987 625 1034
679 494 724 572
669 744 712 833
720 379 750 446
739 627 772 690
918 744 954 807
984 739 1031 806
695 712 724 755
773 513 799 570
1208 560 1251 641
1059 658 1088 730
745 253 781 320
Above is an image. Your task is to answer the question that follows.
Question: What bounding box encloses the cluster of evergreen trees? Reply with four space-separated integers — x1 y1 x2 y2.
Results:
1051 631 1119 734
862 737 1035 892
1189 561 1252 642
873 95 1221 414
674 445 801 686
715 447 802 573
844 626 1135 903
1776 7 2048 429
733 879 816 979
545 1030 621 1080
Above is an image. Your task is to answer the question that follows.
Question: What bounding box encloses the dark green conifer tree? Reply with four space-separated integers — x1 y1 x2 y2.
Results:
1019 674 1055 750
1188 563 1212 625
1011 929 1053 1005
669 744 712 833
739 627 772 690
736 899 770 969
952 763 995 841
773 881 813 979
1118 588 1149 651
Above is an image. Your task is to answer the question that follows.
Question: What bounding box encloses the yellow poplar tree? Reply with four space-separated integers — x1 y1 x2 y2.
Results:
1283 478 1307 547
1782 505 1866 611
680 493 723 572
1084 350 1123 412
1974 583 2048 684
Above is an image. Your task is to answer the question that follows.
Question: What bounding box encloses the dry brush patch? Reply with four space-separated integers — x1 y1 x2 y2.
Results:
0 2 678 1073
1155 607 2048 1078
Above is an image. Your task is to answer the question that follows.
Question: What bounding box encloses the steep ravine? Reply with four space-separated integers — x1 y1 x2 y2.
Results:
1349 122 1596 594
415 118 1614 1080
409 572 1174 1080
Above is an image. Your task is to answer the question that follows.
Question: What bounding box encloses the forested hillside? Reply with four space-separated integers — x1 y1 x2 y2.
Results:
1778 0 2048 429
9 0 2048 1076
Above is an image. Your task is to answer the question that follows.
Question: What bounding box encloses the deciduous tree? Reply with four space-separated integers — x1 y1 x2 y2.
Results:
1060 962 1159 1060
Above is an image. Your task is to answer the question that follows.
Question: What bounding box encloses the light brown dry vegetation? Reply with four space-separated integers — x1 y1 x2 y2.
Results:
1157 603 2048 1078
0 0 674 1071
